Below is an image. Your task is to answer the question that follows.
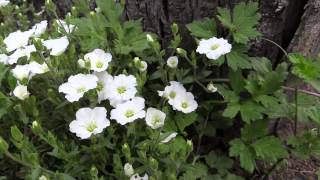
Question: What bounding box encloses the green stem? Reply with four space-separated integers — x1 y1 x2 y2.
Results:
294 87 298 136
5 151 55 175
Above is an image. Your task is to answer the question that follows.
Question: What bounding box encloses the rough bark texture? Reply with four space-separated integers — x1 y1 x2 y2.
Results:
288 0 320 57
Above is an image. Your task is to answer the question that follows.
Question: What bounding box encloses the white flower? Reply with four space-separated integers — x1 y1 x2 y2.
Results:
0 54 9 64
8 45 36 64
0 0 10 7
196 37 232 60
160 132 178 143
167 56 178 68
4 30 32 52
13 85 30 100
145 108 166 129
124 163 135 177
172 92 198 113
11 62 48 82
207 83 218 93
42 36 69 56
69 107 110 139
139 61 148 72
56 19 76 34
94 71 113 103
107 74 137 106
38 175 48 180
146 34 154 42
58 74 98 102
30 20 48 37
11 65 32 82
130 174 149 180
28 61 49 74
77 59 86 68
110 97 146 125
158 81 187 106
84 49 112 72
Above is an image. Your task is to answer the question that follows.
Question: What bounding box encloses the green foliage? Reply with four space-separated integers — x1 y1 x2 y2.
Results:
289 53 320 91
187 18 217 38
218 2 261 44
0 0 319 179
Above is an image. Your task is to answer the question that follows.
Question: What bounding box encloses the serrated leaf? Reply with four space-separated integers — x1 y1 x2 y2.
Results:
226 45 252 70
186 18 217 38
241 120 268 142
218 2 261 44
229 139 256 173
240 101 264 123
252 136 288 162
223 103 240 119
175 112 197 131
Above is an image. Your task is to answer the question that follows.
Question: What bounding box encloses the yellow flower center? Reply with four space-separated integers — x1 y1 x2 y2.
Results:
125 110 134 118
117 86 126 94
96 61 104 68
77 86 86 93
169 91 176 99
210 44 220 50
86 122 97 132
181 102 189 109
152 115 161 126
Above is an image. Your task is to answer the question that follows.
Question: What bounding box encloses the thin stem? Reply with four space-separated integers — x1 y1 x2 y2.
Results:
294 87 298 135
5 151 55 175
260 37 288 57
282 86 320 98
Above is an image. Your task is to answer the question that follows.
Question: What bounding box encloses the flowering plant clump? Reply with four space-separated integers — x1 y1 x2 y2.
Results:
1 0 320 179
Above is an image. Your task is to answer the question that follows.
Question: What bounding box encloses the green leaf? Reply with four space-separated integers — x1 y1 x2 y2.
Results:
218 2 261 44
0 136 8 153
223 103 240 119
288 132 320 159
186 18 217 38
0 92 11 119
226 45 252 70
240 101 264 123
252 136 288 162
288 53 320 92
96 0 123 23
229 70 245 94
205 151 233 174
181 163 208 180
10 126 23 142
229 139 256 173
175 112 197 131
241 120 268 142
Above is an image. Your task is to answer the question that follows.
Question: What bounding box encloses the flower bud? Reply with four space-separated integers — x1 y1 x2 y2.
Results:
90 166 99 177
146 34 154 42
78 59 85 68
149 157 158 170
90 11 95 16
0 136 9 153
167 56 178 68
139 61 148 72
171 23 179 34
13 85 30 100
176 48 187 57
133 57 141 64
207 83 218 93
38 175 48 180
124 163 134 177
31 121 42 135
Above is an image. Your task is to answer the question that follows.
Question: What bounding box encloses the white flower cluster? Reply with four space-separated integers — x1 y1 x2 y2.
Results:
158 81 198 114
64 52 168 139
1 19 74 100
